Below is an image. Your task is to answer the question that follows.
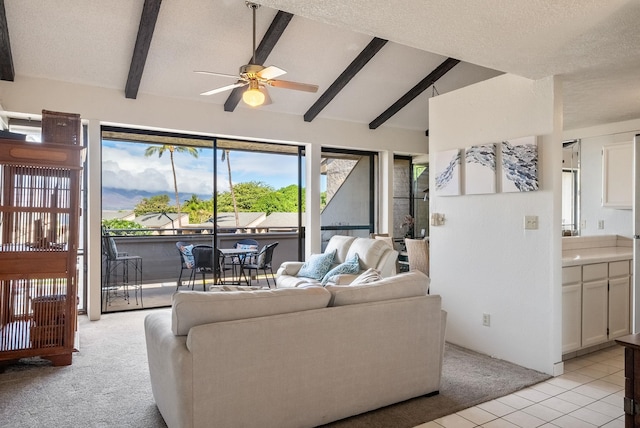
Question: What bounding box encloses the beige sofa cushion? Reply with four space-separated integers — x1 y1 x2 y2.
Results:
324 235 356 264
171 287 331 335
346 238 390 270
325 271 430 306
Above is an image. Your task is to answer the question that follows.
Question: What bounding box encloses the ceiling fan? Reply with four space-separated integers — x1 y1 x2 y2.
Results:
196 2 318 107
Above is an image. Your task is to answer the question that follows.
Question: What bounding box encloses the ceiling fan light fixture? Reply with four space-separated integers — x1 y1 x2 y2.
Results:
242 80 265 107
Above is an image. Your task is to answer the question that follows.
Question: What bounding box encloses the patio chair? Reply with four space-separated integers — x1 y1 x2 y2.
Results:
176 241 195 291
102 234 143 309
244 242 279 287
190 246 230 291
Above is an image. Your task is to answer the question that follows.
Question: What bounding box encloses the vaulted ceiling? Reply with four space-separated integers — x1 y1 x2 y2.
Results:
1 1 639 133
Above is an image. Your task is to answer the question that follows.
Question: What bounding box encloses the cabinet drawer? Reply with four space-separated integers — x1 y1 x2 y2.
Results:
610 260 630 278
562 266 581 285
583 263 608 282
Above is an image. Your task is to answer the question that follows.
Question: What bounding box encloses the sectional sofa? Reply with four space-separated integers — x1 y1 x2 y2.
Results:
144 270 446 428
276 235 399 288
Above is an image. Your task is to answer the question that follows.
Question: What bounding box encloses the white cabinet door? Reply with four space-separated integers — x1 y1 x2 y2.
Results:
602 142 632 209
609 276 630 339
562 283 582 353
582 279 608 347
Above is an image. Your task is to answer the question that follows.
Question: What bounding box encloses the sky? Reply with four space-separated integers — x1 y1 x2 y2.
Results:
101 140 301 197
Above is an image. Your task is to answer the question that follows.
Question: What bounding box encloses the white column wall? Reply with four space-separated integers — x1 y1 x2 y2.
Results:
306 143 322 255
0 76 427 320
379 151 394 234
429 74 563 374
87 120 102 320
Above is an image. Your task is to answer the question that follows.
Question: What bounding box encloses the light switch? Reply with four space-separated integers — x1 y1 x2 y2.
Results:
524 215 538 230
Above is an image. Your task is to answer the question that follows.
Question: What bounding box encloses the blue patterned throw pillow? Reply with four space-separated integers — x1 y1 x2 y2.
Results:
297 250 336 280
237 243 259 251
180 244 195 268
321 253 360 285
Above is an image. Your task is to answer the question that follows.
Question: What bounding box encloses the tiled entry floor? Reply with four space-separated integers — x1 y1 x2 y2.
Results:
417 345 625 427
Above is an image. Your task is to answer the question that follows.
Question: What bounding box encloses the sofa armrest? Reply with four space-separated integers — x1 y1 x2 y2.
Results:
144 311 194 428
376 249 399 277
277 261 305 277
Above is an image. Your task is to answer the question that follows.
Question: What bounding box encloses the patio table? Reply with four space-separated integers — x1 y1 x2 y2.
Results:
219 248 257 285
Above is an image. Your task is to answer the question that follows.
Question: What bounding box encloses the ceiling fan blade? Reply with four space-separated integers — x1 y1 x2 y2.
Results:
257 65 286 80
195 70 239 80
267 79 319 93
200 82 247 96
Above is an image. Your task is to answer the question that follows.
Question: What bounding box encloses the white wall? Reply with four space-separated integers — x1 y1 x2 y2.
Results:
0 76 428 320
429 74 563 374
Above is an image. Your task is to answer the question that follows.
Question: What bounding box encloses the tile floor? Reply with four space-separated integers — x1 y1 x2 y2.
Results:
416 345 626 427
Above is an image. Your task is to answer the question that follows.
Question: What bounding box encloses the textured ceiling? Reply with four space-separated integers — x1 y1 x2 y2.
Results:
4 0 640 131
258 0 640 130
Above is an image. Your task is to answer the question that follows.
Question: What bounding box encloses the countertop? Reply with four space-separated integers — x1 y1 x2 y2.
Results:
562 246 632 267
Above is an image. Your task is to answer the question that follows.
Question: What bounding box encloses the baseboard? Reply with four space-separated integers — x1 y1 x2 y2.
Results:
562 340 618 361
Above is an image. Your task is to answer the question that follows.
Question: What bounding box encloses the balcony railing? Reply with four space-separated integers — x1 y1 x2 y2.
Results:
105 231 300 285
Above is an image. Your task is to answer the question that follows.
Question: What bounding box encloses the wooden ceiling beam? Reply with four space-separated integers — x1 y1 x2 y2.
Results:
125 0 162 99
0 0 14 81
304 37 387 122
368 57 460 130
224 10 293 112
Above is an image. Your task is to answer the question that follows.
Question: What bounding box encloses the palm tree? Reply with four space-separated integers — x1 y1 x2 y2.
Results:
222 149 240 228
144 144 199 228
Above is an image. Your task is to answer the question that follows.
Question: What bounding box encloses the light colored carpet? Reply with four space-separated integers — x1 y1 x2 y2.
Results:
0 309 550 428
322 343 551 427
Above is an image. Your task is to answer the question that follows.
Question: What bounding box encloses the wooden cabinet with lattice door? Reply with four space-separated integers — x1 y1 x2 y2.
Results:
0 139 84 366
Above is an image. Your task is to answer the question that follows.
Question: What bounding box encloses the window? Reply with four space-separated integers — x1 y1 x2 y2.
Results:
320 148 376 248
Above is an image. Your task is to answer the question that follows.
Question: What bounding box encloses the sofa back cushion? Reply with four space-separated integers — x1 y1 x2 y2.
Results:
324 235 356 264
171 287 331 335
345 238 390 271
325 270 430 306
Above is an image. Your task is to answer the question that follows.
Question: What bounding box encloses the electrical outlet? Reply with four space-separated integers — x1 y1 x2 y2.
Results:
598 220 605 229
482 313 490 327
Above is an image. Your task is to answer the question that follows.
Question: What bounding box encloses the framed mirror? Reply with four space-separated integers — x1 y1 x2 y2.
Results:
562 140 580 236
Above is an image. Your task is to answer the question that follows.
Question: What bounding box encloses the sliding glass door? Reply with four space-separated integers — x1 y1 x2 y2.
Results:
100 128 304 312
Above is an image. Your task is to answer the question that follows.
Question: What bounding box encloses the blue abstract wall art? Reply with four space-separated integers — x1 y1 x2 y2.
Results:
435 149 461 196
465 144 496 195
501 136 538 192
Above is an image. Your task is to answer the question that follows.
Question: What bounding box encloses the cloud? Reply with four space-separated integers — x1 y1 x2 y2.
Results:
102 141 298 196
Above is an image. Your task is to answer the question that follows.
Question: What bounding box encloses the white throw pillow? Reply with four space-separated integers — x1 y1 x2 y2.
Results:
349 268 382 285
